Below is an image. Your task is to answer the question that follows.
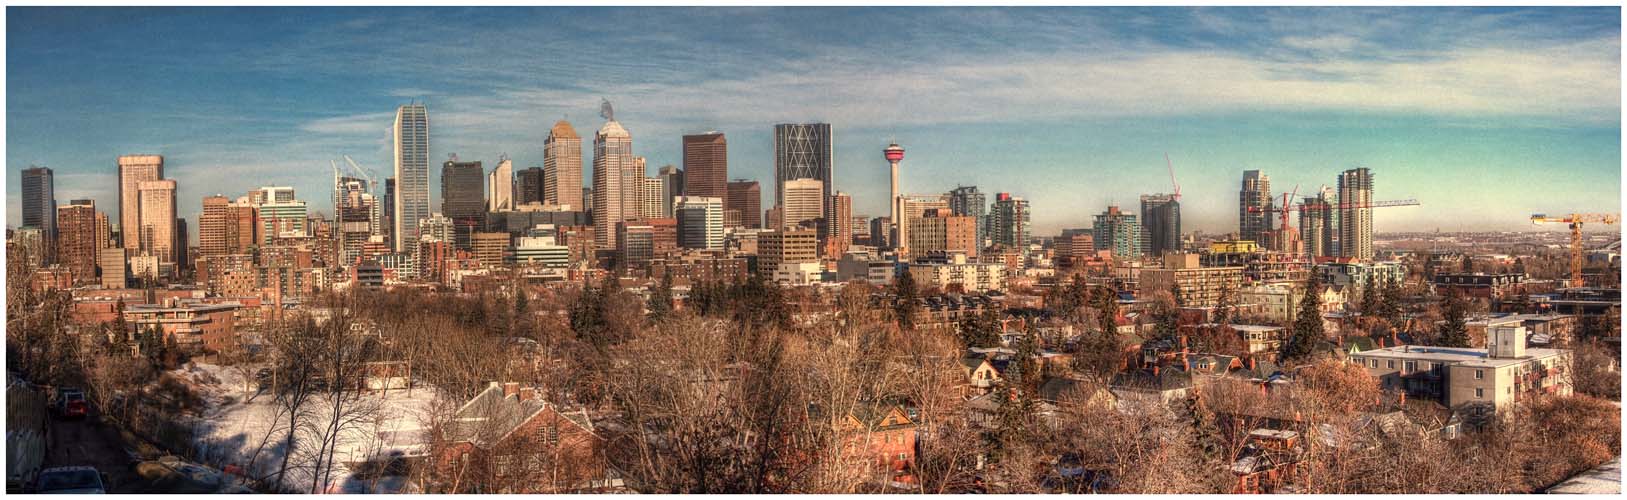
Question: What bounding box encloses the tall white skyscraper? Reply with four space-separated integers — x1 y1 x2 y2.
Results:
592 101 637 250
488 156 514 212
393 103 429 252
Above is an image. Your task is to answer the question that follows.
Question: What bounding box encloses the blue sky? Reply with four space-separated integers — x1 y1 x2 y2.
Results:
6 7 1621 236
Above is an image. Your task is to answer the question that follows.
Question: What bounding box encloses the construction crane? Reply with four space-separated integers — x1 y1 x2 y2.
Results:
1530 213 1619 288
1165 152 1181 201
1247 198 1421 214
341 155 380 194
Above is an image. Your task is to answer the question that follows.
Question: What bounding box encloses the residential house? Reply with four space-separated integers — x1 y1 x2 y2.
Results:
432 382 620 493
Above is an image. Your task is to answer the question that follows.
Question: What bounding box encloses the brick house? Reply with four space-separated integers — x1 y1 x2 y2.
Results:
432 382 619 493
836 402 918 485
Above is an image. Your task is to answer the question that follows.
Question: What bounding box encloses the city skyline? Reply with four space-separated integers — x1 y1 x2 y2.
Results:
6 7 1621 236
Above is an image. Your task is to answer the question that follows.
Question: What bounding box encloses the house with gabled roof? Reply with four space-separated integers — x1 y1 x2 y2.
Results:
431 382 620 493
835 401 919 485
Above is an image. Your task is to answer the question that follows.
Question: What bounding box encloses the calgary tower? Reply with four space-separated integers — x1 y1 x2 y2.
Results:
884 143 905 252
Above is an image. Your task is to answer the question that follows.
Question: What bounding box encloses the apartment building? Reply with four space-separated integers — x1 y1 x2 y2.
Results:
1348 326 1570 410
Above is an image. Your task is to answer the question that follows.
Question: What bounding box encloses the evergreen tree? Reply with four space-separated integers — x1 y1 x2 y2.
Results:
893 267 919 331
1461 254 1475 273
734 273 790 331
1280 276 1326 363
648 270 674 321
959 307 1002 348
1152 290 1180 341
1094 286 1120 335
512 284 533 337
1358 280 1379 320
1214 283 1235 327
1376 276 1403 327
1186 390 1224 462
570 278 604 347
1437 289 1472 347
1513 257 1526 275
995 329 1038 448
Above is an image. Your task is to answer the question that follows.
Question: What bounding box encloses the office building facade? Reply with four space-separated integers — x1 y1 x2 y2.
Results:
393 104 430 252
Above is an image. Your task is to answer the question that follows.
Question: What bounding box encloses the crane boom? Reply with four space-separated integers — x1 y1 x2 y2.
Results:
1165 152 1181 201
1247 198 1419 213
1529 212 1620 288
341 155 379 194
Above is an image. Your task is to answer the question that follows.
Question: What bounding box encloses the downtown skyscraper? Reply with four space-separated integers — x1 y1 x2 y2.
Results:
773 123 833 220
593 110 637 250
488 156 514 212
988 193 1030 250
1238 170 1273 243
544 120 584 209
726 180 761 229
516 167 545 206
1300 190 1333 258
1140 193 1181 257
137 179 178 264
21 166 55 261
56 200 98 281
947 185 987 248
1338 167 1375 261
441 157 485 249
393 103 429 253
117 154 163 251
682 132 728 202
1093 205 1143 260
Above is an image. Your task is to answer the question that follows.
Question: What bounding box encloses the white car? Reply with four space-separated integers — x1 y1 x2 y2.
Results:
34 466 106 494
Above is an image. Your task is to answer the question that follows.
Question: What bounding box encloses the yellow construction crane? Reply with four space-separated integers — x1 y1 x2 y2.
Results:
1529 213 1619 288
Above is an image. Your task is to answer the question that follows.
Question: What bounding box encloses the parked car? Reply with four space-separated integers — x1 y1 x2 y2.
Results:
54 388 87 419
33 466 106 494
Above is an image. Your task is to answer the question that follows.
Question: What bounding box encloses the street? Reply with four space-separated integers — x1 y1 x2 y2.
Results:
43 413 144 493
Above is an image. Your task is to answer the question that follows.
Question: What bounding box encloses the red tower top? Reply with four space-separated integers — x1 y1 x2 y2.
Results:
883 143 905 162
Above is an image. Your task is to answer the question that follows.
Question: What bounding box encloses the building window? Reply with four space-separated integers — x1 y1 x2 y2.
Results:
1405 361 1415 372
1475 388 1484 398
1369 359 1378 368
1387 360 1395 369
1475 369 1483 380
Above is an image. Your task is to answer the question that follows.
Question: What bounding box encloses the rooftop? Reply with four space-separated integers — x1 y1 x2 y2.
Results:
1353 344 1566 368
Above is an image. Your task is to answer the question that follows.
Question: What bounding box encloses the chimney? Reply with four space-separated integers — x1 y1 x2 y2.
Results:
503 382 520 399
519 387 536 402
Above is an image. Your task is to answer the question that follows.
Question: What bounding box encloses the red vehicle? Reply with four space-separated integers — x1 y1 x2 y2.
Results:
62 399 88 419
54 388 87 419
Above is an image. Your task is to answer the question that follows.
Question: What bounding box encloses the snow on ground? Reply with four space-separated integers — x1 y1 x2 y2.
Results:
1547 457 1622 494
172 363 438 493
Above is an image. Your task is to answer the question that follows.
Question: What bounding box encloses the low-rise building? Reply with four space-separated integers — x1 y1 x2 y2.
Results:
123 298 242 354
1348 326 1570 410
1238 282 1347 323
1433 272 1525 300
1315 261 1405 289
908 252 1005 293
835 252 895 285
1137 253 1244 308
772 262 823 285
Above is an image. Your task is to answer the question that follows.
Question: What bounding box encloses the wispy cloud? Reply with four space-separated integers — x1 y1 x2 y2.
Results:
7 7 1620 232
